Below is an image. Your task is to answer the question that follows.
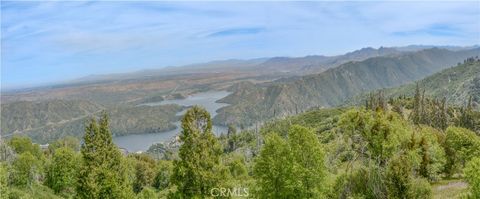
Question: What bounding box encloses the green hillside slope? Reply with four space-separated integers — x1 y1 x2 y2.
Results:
348 58 480 108
1 100 182 143
386 58 480 106
214 48 480 127
1 100 102 135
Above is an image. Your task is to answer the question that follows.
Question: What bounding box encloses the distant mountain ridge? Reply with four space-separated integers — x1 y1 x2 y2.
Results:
64 45 477 85
64 47 403 86
253 47 402 74
6 45 471 93
213 47 480 126
394 44 480 52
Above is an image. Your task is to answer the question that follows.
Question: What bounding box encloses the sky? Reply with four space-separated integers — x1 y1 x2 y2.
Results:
2 1 480 89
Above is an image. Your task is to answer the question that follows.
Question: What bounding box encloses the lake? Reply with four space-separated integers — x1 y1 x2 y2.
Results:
113 90 231 152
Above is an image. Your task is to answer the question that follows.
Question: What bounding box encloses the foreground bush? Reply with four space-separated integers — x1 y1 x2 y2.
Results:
465 157 480 198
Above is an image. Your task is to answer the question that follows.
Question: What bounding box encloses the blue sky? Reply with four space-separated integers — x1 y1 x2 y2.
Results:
2 1 480 89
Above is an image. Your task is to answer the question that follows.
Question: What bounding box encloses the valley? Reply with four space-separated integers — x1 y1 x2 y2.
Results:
113 90 231 152
1 46 479 159
3 2 480 198
1 46 439 144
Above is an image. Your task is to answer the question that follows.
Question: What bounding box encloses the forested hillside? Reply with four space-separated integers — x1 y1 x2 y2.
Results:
381 58 480 107
1 91 479 198
214 48 480 127
1 100 183 143
0 100 102 135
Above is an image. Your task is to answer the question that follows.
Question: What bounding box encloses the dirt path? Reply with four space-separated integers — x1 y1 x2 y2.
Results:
435 181 468 191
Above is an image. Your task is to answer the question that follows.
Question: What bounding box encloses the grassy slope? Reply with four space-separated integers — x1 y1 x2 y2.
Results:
432 179 468 199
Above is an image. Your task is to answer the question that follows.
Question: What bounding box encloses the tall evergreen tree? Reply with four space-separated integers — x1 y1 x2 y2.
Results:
171 106 223 198
77 118 99 198
227 124 237 152
411 83 422 124
76 112 132 199
439 97 448 130
458 96 476 131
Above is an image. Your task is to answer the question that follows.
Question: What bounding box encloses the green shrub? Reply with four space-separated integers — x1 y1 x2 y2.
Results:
416 126 446 181
9 152 39 187
153 160 173 190
136 187 157 199
444 127 480 176
329 164 387 199
337 109 411 164
407 178 432 199
386 154 413 199
0 163 9 198
464 157 480 198
45 147 79 195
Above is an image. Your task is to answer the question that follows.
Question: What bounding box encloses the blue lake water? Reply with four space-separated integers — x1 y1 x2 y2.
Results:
113 91 230 152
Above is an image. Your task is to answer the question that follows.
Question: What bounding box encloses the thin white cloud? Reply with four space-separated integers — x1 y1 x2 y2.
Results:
1 1 479 88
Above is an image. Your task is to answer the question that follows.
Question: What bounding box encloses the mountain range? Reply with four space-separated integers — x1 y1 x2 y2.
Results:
213 47 480 126
2 45 479 143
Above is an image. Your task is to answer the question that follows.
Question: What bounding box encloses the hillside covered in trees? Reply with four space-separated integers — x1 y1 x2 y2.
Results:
1 101 183 143
348 57 480 110
1 84 479 198
214 48 480 127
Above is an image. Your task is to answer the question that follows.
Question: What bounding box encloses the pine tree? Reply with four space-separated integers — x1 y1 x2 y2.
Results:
227 124 237 152
439 97 448 130
99 113 132 198
377 91 386 112
171 106 223 198
76 112 132 199
420 90 427 124
458 96 476 131
77 118 100 198
411 83 421 124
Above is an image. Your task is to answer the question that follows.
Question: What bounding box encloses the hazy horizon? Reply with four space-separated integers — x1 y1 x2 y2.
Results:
2 1 480 89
